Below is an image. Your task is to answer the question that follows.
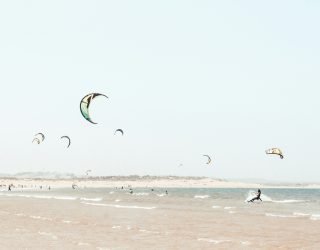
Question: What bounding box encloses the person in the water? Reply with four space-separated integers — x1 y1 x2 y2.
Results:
248 189 262 202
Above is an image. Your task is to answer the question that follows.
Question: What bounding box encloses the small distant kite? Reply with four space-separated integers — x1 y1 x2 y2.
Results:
203 155 212 165
114 129 124 136
80 93 108 124
85 170 92 176
265 148 284 159
33 133 45 144
32 138 41 144
60 136 71 148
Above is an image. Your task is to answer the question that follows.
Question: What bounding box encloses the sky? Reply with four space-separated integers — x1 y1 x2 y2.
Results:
0 1 320 182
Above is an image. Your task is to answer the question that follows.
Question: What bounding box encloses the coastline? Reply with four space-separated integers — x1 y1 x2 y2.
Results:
1 176 319 189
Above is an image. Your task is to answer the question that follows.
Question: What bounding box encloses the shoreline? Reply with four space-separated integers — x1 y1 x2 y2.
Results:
1 177 319 189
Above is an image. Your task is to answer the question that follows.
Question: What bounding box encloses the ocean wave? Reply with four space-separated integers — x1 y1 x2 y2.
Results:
310 214 320 221
265 213 298 218
194 195 210 199
241 241 251 245
81 202 156 210
62 220 72 224
38 231 58 240
29 215 52 221
198 238 231 244
293 212 310 217
0 193 78 201
224 206 235 210
112 225 121 229
271 199 307 203
80 197 103 202
157 193 166 197
53 196 77 200
212 205 221 209
139 229 160 234
132 192 149 196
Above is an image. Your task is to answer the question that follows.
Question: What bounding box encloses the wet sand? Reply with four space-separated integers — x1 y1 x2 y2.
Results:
0 192 319 249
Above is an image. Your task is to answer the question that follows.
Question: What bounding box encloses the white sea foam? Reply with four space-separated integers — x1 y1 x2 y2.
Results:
132 192 149 196
80 197 103 202
157 193 166 197
62 220 72 224
224 206 235 210
139 229 160 234
198 238 231 244
212 205 221 209
30 215 53 221
241 241 251 245
112 225 121 229
53 196 77 200
293 212 310 217
81 202 156 210
272 199 307 203
245 190 308 204
38 231 58 240
114 199 121 202
310 214 320 221
0 193 78 201
194 195 210 199
265 213 298 218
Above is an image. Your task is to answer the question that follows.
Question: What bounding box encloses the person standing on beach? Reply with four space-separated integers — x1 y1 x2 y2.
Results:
248 189 262 202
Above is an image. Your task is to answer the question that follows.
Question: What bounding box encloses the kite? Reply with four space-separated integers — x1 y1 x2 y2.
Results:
60 136 71 148
80 93 108 124
203 155 212 164
32 138 40 144
265 148 284 159
114 129 124 136
33 133 45 144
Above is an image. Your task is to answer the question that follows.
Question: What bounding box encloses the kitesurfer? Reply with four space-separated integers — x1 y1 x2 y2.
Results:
248 189 262 202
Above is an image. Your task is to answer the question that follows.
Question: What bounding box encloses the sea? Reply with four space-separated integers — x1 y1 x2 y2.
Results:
0 187 319 249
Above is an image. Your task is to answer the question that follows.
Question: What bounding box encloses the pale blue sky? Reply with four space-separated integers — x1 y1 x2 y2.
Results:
1 1 319 181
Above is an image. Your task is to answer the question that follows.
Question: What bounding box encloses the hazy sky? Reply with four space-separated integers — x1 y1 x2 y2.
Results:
1 1 319 182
